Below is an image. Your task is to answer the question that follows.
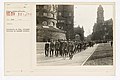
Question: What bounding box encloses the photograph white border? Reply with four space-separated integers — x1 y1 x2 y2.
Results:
1 0 120 80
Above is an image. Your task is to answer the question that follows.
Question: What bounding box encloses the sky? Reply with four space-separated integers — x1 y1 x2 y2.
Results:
74 4 114 37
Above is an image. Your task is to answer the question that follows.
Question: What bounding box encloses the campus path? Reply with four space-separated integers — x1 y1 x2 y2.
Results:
36 42 99 66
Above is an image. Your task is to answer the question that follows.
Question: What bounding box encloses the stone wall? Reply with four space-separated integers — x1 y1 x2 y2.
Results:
36 28 66 42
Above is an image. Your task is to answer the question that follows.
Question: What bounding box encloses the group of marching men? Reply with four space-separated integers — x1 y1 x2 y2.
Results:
45 39 95 59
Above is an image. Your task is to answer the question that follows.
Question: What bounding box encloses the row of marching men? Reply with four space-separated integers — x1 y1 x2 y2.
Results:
45 39 95 60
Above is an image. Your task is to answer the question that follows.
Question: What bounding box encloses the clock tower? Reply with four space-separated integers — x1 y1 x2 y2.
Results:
97 5 104 24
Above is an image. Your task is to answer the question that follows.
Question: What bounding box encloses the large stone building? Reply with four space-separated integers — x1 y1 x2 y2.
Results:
56 5 74 40
36 5 66 42
92 5 113 41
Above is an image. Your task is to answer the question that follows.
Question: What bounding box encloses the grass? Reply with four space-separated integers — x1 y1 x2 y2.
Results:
84 43 113 65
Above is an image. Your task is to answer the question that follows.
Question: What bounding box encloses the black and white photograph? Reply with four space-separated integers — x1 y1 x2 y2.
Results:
36 4 114 66
3 1 120 77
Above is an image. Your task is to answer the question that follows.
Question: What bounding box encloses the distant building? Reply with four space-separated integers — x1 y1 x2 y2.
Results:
92 5 113 41
86 34 92 42
56 5 74 40
36 5 66 42
74 25 84 41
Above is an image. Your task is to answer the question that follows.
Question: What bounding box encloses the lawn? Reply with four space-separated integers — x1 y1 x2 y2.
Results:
84 43 113 65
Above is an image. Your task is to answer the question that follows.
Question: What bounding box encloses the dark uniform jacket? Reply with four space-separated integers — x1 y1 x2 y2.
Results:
50 42 54 51
55 41 60 50
45 43 49 51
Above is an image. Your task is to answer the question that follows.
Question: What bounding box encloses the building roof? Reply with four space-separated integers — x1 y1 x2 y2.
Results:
104 18 113 26
98 5 103 11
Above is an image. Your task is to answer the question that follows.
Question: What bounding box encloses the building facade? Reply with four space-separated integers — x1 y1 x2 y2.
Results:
36 5 66 42
56 5 74 40
92 5 113 41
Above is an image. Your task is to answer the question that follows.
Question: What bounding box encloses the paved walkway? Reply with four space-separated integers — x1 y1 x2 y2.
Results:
37 43 99 66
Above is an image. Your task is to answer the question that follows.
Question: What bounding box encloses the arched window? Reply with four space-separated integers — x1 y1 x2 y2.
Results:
42 21 48 26
48 13 54 18
49 21 54 26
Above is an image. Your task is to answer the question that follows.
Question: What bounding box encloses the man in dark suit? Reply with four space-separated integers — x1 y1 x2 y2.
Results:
59 40 63 57
55 40 60 57
50 40 55 57
45 41 49 57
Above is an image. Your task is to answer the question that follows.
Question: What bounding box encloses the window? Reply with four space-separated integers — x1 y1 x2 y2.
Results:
43 13 47 16
68 21 71 24
69 13 72 16
43 5 48 9
58 20 60 22
58 20 65 23
48 13 54 18
61 26 63 29
42 21 48 26
58 12 62 16
49 21 54 26
58 26 61 28
104 27 107 31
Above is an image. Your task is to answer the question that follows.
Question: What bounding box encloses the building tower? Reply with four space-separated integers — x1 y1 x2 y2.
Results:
97 5 104 24
36 5 58 28
92 5 113 41
36 5 66 42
